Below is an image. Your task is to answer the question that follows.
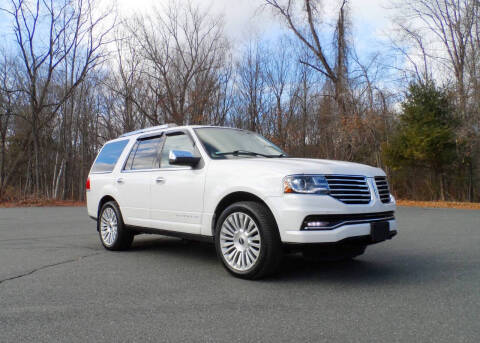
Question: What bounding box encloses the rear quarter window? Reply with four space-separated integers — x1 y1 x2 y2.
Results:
91 140 129 173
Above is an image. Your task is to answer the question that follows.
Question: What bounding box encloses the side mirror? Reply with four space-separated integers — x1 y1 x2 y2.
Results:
169 150 200 167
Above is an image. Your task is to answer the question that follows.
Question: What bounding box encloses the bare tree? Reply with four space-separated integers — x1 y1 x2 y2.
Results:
264 0 350 115
0 0 478 203
264 37 300 149
127 1 229 125
393 0 479 117
234 41 267 131
103 29 147 133
0 0 114 196
392 0 480 201
0 54 16 198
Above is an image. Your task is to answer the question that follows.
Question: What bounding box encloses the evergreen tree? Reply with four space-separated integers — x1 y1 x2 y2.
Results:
384 82 458 200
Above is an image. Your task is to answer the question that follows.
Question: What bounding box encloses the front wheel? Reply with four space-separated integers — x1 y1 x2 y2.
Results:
98 201 134 251
215 201 282 280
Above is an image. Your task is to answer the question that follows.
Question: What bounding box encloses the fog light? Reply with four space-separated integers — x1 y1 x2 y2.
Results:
306 221 330 228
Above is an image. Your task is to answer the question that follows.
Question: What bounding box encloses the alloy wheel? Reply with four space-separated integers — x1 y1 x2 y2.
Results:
100 207 118 246
219 212 261 271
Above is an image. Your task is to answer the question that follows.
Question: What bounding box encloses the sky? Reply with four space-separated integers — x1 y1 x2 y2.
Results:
0 0 396 71
114 0 393 48
0 0 393 50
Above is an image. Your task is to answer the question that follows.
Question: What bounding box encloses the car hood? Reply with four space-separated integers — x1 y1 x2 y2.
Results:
210 157 385 177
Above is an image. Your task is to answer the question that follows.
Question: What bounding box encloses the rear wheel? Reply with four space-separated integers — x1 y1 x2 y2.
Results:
98 201 134 251
215 201 282 280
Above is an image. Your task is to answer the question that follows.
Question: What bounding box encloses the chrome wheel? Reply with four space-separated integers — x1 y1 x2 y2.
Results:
220 212 261 272
100 207 118 247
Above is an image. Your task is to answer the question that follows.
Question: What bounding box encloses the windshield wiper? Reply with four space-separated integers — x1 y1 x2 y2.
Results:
215 150 276 158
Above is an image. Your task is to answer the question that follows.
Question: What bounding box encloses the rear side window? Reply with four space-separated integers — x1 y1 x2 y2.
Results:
91 140 129 173
125 137 163 171
123 142 139 171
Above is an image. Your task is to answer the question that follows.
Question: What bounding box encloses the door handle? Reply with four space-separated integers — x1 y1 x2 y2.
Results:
155 177 165 184
116 178 125 184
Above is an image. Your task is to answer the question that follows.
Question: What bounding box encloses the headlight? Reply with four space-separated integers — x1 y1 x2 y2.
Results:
283 175 330 194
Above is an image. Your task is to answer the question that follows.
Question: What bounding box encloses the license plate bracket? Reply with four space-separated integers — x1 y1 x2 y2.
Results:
370 221 390 242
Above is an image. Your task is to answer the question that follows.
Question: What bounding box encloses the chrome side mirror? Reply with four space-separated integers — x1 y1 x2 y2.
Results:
169 150 200 167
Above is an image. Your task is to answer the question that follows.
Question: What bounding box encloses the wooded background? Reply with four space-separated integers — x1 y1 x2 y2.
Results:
0 0 479 202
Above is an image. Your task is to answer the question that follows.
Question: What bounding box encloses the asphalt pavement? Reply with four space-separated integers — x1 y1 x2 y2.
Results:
0 206 479 342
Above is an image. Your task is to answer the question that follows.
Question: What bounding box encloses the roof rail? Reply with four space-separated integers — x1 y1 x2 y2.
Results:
120 123 178 137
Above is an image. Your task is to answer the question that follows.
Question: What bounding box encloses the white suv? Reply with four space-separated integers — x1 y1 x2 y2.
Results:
86 124 397 279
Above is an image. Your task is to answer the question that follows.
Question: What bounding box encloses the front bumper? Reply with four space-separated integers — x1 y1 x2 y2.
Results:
283 219 397 244
266 193 397 244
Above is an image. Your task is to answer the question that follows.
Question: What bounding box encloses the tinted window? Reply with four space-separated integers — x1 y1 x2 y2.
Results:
91 140 129 173
131 137 163 170
160 133 197 168
123 142 139 171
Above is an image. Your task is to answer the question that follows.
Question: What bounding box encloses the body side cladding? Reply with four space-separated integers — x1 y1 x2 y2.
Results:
126 225 214 243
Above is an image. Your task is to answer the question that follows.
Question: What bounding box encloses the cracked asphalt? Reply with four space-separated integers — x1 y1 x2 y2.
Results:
0 206 479 342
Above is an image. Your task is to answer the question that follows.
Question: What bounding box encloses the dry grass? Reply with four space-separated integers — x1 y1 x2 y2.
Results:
397 200 480 210
0 199 85 208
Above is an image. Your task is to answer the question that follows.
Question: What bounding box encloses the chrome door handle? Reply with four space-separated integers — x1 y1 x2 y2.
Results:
155 177 165 184
116 178 125 184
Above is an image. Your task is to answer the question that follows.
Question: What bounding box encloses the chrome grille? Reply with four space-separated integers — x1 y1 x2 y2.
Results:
325 175 371 204
375 176 391 203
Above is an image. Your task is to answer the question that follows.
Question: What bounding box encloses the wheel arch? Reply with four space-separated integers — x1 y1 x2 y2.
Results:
211 191 279 236
97 195 117 227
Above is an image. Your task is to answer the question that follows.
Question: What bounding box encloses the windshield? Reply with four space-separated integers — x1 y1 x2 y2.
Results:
194 127 286 159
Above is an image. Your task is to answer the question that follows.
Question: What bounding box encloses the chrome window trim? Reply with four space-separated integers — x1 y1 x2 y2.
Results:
121 166 192 173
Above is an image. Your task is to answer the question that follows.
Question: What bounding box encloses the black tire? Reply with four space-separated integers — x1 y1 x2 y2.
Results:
302 244 366 262
97 201 134 251
214 201 282 280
